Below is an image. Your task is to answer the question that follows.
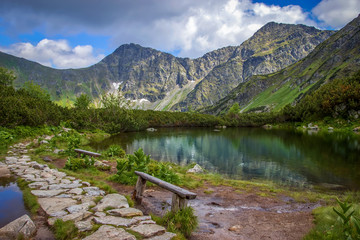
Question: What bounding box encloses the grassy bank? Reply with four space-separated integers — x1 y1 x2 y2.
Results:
3 126 360 239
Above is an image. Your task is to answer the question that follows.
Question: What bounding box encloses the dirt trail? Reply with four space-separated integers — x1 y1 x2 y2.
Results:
132 185 318 240
52 157 317 240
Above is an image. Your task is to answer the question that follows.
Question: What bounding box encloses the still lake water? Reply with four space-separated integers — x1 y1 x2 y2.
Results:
0 177 29 228
91 127 360 190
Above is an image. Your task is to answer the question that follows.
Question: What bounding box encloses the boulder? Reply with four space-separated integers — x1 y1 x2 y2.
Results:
0 166 11 178
82 225 136 240
0 214 36 240
146 128 157 132
92 193 129 211
187 164 204 173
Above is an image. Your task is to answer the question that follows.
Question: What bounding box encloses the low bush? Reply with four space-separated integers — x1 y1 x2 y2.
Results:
104 144 126 158
110 148 179 185
64 156 95 171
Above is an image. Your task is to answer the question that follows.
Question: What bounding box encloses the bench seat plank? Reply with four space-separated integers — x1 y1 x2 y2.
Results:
134 171 196 199
74 149 101 157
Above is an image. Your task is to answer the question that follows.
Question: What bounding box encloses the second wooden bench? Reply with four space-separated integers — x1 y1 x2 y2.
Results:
134 171 197 212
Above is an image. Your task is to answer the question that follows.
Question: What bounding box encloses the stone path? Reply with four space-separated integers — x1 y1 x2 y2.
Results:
3 142 176 240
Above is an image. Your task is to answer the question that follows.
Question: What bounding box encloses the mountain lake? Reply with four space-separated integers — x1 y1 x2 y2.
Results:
90 127 360 190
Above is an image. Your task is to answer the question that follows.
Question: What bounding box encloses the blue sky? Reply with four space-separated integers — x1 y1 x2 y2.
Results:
0 0 359 69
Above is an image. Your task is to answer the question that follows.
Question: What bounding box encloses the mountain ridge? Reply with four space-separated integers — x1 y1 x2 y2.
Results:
0 21 334 110
203 14 360 115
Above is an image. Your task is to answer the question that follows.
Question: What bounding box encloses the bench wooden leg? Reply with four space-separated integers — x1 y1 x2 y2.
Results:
171 193 188 212
134 176 147 204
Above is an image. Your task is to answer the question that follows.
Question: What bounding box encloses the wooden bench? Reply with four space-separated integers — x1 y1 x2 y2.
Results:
74 149 101 158
134 171 197 212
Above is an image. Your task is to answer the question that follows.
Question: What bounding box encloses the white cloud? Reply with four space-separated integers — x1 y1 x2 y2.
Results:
312 0 360 29
142 0 314 58
0 0 322 63
0 39 105 69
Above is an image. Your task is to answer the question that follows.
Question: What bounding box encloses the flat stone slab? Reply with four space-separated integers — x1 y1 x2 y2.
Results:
38 197 77 215
93 216 136 227
67 202 94 214
75 219 93 232
28 181 49 189
48 211 92 226
68 187 83 195
108 208 143 217
48 183 82 190
148 232 177 240
93 193 129 211
83 187 105 196
82 225 136 240
0 214 36 240
129 224 166 238
31 189 65 198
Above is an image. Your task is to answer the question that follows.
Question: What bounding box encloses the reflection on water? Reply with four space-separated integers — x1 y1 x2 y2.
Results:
91 127 360 190
0 177 29 228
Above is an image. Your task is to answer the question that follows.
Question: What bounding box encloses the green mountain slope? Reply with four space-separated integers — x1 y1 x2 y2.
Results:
204 15 360 115
0 22 333 110
172 22 334 111
0 44 236 107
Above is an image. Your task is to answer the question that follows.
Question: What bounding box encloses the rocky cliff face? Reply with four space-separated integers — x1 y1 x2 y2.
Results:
171 22 334 111
0 22 334 110
204 15 360 115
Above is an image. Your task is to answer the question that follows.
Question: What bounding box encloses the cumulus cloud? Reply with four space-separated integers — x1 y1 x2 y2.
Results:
0 39 105 69
132 0 314 57
312 0 360 29
0 0 324 64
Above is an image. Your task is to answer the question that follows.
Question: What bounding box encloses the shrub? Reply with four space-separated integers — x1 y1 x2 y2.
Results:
64 156 95 171
105 144 126 158
111 148 179 185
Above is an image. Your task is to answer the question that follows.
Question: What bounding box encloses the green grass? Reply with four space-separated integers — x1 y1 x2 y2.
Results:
125 195 135 207
17 178 40 215
152 207 198 238
304 203 360 240
52 219 78 240
243 81 315 113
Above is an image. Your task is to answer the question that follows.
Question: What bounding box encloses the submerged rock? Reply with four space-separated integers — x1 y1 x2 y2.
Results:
146 128 157 132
